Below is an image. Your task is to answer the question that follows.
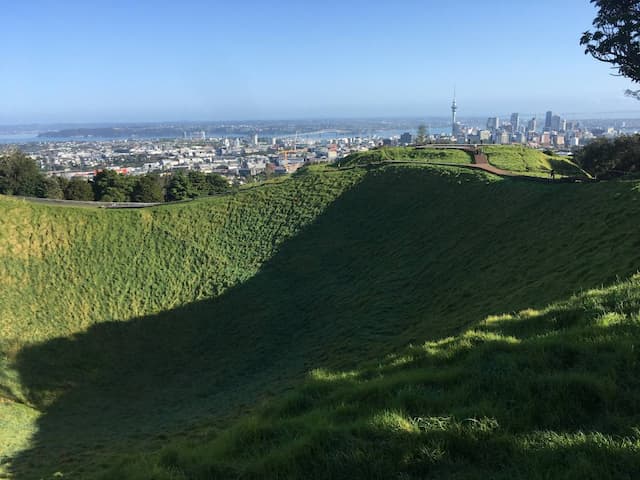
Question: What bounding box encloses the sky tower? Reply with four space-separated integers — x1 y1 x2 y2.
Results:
451 88 458 136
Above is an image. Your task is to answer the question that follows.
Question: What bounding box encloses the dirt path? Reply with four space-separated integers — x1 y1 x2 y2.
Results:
468 150 520 177
419 145 591 183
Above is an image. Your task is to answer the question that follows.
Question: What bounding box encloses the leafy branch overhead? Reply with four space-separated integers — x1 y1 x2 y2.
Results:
581 0 640 92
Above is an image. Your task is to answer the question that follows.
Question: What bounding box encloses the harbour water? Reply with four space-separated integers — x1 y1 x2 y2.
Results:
0 128 453 146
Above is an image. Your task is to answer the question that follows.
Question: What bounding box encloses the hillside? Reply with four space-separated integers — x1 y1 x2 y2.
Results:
483 145 586 177
340 146 473 166
2 162 640 478
341 146 587 179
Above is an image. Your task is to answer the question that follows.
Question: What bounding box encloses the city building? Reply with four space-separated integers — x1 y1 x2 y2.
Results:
545 111 553 130
510 113 520 132
494 131 510 144
400 132 413 144
487 117 500 131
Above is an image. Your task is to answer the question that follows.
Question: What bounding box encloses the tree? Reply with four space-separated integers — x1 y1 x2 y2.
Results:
36 177 64 199
581 1 640 97
64 177 94 201
415 125 427 146
92 170 134 202
573 134 640 178
56 176 70 195
0 151 45 196
203 172 229 195
187 170 208 196
165 171 193 201
131 174 164 203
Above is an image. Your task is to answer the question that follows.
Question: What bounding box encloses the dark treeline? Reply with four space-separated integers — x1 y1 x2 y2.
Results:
574 134 640 179
0 150 230 203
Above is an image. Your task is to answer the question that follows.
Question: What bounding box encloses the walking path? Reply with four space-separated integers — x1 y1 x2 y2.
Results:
15 197 164 208
418 145 592 183
467 149 517 176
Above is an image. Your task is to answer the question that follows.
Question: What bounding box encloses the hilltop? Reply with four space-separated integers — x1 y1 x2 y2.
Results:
340 145 587 178
1 150 639 478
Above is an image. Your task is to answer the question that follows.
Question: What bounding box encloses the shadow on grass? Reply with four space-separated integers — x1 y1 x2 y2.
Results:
8 168 640 478
119 277 640 480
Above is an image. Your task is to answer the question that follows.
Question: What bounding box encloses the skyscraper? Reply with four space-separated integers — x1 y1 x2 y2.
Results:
510 113 520 132
545 111 553 131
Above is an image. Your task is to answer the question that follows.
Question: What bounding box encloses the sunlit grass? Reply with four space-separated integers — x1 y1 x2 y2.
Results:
2 160 640 478
483 145 587 177
105 276 640 479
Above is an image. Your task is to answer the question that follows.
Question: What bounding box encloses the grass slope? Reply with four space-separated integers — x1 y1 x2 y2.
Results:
341 147 472 166
2 162 640 478
484 145 586 177
109 275 640 479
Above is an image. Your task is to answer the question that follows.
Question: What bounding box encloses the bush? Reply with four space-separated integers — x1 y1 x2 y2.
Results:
64 177 94 201
0 151 45 196
574 135 640 179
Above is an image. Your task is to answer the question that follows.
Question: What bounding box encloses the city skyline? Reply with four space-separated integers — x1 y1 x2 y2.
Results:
1 0 639 124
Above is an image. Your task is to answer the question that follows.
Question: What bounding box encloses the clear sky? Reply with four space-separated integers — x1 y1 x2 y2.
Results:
1 0 638 124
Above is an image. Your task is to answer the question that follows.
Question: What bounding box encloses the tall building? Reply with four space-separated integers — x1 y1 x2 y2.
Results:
510 113 520 132
551 115 562 132
545 111 553 130
400 132 413 144
494 131 510 144
527 117 537 133
451 89 458 136
487 117 500 131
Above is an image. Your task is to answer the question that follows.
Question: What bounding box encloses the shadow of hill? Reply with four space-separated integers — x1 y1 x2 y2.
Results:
108 276 640 480
10 167 640 477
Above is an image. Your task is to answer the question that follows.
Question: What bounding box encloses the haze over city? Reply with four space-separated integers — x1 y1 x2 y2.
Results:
2 0 640 124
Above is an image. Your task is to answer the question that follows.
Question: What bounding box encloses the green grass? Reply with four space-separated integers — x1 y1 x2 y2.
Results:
105 276 640 479
341 147 473 166
2 162 640 478
483 145 587 177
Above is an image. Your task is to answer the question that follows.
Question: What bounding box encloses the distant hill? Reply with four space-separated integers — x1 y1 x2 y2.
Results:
342 146 587 178
38 126 205 139
483 145 586 177
1 159 639 478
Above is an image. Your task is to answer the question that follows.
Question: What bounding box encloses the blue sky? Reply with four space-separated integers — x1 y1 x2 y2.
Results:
0 0 638 123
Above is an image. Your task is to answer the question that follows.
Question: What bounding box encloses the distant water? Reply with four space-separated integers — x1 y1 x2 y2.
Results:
0 134 40 144
0 128 453 146
0 133 171 145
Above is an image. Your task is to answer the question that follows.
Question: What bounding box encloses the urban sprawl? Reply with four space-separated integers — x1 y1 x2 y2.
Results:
2 103 637 182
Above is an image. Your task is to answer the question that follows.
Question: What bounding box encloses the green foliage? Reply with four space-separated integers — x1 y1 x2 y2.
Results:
165 171 230 201
581 1 640 93
36 176 64 199
64 177 95 201
187 170 230 196
131 173 164 203
3 165 640 478
92 169 135 202
0 151 45 197
165 171 194 201
574 134 640 178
